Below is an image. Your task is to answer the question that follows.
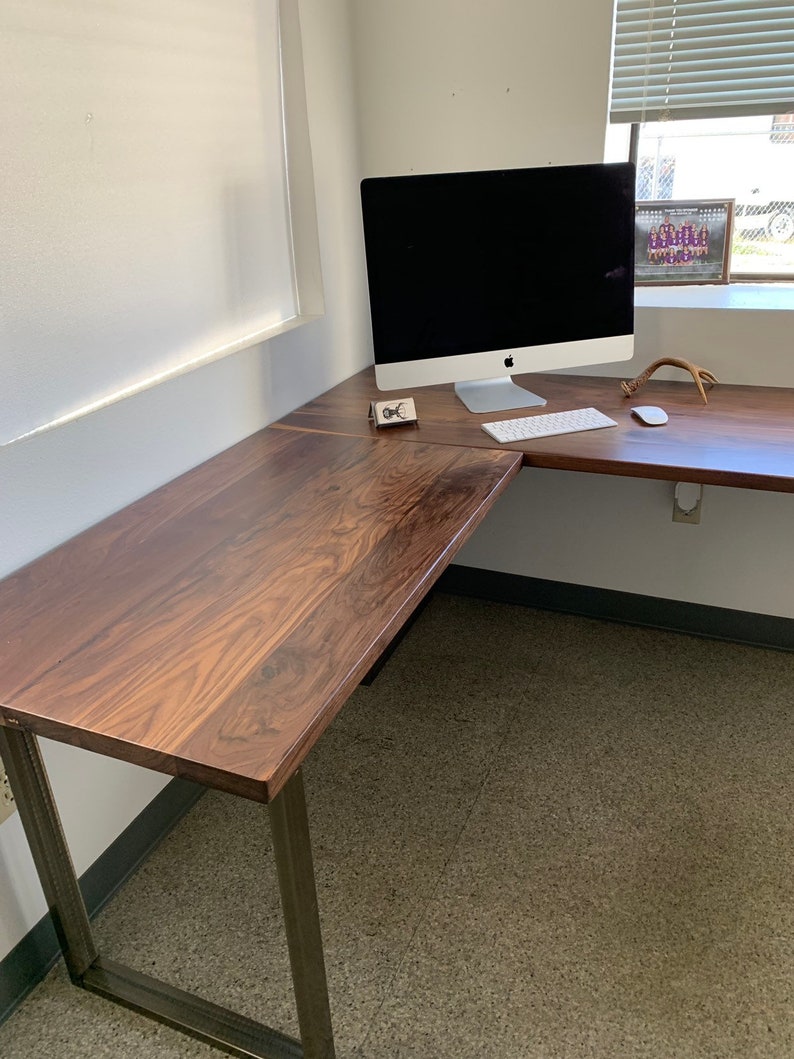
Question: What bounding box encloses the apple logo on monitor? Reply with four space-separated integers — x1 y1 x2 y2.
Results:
504 356 514 368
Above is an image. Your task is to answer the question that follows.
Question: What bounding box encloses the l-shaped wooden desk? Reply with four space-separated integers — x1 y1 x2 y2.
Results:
1 368 793 1059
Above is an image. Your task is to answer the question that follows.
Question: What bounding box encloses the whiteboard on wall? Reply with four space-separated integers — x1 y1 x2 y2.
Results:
1 0 321 446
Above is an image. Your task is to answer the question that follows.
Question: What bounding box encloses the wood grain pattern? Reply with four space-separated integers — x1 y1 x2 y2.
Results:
275 367 794 493
0 430 520 801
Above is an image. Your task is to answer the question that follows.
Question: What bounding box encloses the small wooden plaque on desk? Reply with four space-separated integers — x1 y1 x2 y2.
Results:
368 397 418 427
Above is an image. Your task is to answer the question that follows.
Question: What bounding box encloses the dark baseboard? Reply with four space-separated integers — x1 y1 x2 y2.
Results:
0 777 203 1025
437 565 794 652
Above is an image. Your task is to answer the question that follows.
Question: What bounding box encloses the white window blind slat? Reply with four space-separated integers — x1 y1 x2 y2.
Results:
610 0 794 123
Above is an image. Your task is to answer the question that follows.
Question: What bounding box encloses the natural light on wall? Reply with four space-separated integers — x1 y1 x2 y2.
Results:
0 0 322 446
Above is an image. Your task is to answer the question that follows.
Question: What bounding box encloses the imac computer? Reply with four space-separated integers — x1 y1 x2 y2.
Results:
360 162 635 414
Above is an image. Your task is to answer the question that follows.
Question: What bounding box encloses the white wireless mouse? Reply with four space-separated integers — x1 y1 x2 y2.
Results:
631 405 668 426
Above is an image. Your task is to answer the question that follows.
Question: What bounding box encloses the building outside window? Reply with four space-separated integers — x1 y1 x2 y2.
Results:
607 115 794 280
609 1 794 283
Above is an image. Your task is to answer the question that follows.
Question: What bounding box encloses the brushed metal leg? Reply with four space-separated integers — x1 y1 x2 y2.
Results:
0 725 97 981
270 769 336 1059
81 956 303 1058
1 728 336 1058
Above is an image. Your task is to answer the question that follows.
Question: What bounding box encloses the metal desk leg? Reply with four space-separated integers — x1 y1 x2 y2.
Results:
270 770 336 1059
0 727 336 1059
0 725 98 981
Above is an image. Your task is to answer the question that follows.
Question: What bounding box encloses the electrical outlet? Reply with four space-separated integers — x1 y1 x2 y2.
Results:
673 482 703 525
0 758 17 824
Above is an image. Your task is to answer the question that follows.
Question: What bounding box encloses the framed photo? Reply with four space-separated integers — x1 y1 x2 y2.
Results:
635 199 734 285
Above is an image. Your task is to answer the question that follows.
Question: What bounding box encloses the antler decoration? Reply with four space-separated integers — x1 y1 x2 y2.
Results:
621 357 718 404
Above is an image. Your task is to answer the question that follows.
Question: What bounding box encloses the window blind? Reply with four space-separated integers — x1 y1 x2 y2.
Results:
610 0 794 123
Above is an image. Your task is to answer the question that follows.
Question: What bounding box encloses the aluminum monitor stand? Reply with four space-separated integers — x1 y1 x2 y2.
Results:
454 376 547 414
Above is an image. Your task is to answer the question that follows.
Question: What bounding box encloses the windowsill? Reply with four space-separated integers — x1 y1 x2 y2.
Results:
635 282 794 311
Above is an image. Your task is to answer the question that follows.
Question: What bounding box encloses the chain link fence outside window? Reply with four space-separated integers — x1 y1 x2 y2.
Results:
634 116 794 279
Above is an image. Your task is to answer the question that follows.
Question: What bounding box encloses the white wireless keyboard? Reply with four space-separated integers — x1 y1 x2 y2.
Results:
481 407 618 444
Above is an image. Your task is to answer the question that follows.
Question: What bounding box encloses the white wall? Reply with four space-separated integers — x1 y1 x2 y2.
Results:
351 0 616 175
0 0 371 960
349 0 794 619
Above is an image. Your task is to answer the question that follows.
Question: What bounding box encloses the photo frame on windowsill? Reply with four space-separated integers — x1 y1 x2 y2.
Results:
635 199 734 285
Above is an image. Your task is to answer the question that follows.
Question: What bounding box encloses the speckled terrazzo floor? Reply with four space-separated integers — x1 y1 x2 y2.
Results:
2 593 793 1058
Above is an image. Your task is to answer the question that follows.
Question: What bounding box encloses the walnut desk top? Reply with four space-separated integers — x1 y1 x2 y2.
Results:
0 428 521 802
277 367 794 494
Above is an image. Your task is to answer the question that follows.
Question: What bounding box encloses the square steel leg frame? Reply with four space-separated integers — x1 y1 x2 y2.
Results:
0 725 336 1059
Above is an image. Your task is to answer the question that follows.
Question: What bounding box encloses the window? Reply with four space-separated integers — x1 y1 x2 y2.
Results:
626 115 794 279
609 1 794 281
